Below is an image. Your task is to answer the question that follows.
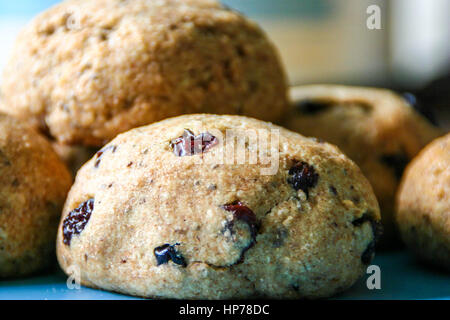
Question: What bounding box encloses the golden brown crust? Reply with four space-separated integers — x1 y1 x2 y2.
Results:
283 85 442 245
57 114 380 299
396 133 450 270
0 0 288 146
0 113 72 278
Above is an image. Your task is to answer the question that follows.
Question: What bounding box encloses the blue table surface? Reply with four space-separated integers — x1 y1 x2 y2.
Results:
1 250 449 300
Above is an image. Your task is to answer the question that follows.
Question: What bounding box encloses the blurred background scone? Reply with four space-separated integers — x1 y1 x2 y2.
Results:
283 85 443 246
0 0 288 147
0 113 72 278
396 133 450 271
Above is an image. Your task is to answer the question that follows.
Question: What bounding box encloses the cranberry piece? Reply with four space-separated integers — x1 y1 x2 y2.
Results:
170 129 218 157
94 145 117 168
288 161 319 197
222 201 259 240
380 153 409 180
295 100 331 115
352 214 383 264
62 198 94 246
222 201 259 264
154 243 186 267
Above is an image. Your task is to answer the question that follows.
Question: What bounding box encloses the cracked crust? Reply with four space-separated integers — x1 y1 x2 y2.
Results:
283 85 442 246
0 113 72 278
0 0 288 146
396 133 450 271
57 114 380 299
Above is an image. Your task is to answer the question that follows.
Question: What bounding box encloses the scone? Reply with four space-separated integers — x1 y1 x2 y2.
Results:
396 133 450 271
283 85 442 245
0 113 72 278
57 114 381 299
0 0 288 147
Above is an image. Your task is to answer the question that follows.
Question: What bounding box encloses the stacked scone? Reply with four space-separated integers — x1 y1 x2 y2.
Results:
0 0 447 299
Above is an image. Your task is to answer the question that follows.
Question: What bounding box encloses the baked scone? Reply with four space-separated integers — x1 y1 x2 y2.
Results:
0 113 72 278
283 85 442 245
57 114 381 299
396 133 450 271
0 0 288 147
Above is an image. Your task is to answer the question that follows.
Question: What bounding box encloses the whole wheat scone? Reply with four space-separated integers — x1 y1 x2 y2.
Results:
283 85 442 245
0 113 72 278
396 133 450 271
57 114 381 299
0 0 288 147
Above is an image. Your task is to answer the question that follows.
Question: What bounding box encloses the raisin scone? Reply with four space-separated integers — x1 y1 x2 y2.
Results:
283 85 442 246
57 114 381 299
0 0 288 147
0 113 72 278
396 133 450 271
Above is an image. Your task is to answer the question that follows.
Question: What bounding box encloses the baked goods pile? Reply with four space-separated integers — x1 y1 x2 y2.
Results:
0 0 447 298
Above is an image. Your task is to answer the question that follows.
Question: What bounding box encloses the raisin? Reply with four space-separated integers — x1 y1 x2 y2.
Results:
353 214 383 264
288 161 319 197
94 145 117 168
222 201 259 263
170 129 218 157
380 153 409 180
154 243 186 267
295 100 331 115
62 198 94 246
402 92 437 125
222 201 259 240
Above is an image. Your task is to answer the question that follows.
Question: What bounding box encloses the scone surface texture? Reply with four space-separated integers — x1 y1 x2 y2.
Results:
57 114 381 299
396 133 450 270
0 0 288 146
0 113 72 278
284 85 442 245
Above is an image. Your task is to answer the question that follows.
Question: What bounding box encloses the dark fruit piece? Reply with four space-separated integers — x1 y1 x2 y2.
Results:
402 92 437 125
222 201 259 240
222 201 259 264
288 161 319 197
94 145 117 168
62 198 95 246
380 153 409 180
295 100 331 115
352 213 383 264
170 129 218 157
154 243 187 267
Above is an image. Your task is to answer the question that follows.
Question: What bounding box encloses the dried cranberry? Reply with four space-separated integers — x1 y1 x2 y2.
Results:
222 201 259 263
380 153 409 180
94 145 117 168
295 100 331 114
170 129 218 157
352 214 383 264
62 198 94 246
154 243 186 267
288 161 319 197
